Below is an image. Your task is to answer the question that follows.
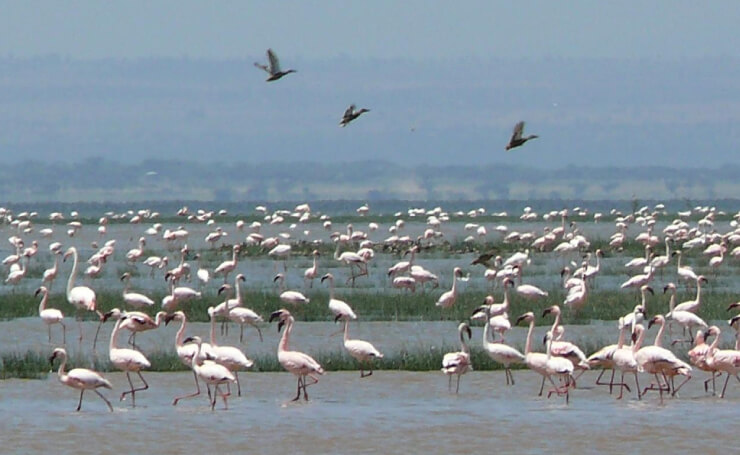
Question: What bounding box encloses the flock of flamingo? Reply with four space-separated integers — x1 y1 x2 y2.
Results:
1 201 739 411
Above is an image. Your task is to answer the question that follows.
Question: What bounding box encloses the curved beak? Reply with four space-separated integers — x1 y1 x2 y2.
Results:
726 302 740 312
542 307 553 317
645 286 654 295
464 325 472 340
182 336 195 344
34 287 43 297
269 310 282 323
515 314 528 325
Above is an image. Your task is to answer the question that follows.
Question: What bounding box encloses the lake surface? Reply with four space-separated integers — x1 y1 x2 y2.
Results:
2 369 738 454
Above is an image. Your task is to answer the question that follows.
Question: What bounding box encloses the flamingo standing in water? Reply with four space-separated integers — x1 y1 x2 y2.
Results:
36 286 65 344
49 347 113 412
165 311 211 406
304 250 320 288
42 250 63 292
207 306 254 396
515 312 550 397
214 245 240 284
269 309 324 401
182 336 236 410
322 273 357 322
63 246 101 345
435 267 464 308
340 318 383 377
108 317 151 407
704 326 740 398
441 322 473 393
472 305 524 385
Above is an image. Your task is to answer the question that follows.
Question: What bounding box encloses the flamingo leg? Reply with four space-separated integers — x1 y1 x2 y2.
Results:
672 374 691 397
47 325 52 343
254 325 263 342
239 325 244 344
93 389 114 412
173 371 201 405
120 371 149 407
455 374 461 394
720 373 732 398
235 371 242 396
538 375 546 396
292 376 303 401
60 322 67 345
76 389 85 411
303 374 319 400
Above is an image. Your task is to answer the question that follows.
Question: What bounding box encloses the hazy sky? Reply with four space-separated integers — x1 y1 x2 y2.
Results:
2 1 739 60
2 2 739 170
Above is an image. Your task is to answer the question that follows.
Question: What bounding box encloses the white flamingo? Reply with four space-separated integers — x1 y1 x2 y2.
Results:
42 250 63 292
274 273 310 305
340 318 383 377
214 244 240 283
120 272 155 308
63 246 100 344
36 286 65 344
108 316 151 407
435 267 464 308
441 322 473 393
474 305 524 385
49 347 112 412
207 306 254 396
182 335 236 410
321 273 357 321
303 249 320 288
704 326 740 398
269 309 325 401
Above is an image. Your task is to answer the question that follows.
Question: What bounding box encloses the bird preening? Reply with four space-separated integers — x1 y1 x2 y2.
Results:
254 49 296 82
505 121 538 151
340 104 370 127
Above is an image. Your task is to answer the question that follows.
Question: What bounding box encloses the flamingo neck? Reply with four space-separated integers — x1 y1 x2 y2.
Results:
459 331 469 354
343 319 350 343
66 248 78 297
234 279 243 307
550 310 561 334
278 317 293 352
667 290 676 312
653 319 666 348
524 319 535 354
633 327 646 353
110 318 122 351
175 315 187 348
38 291 48 313
616 324 627 349
56 353 68 380
209 310 217 346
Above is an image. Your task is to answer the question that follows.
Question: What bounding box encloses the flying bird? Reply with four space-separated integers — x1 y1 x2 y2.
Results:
505 121 538 150
340 104 370 127
254 49 296 82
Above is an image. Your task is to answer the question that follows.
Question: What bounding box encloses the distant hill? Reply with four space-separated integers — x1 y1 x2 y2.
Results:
1 158 737 203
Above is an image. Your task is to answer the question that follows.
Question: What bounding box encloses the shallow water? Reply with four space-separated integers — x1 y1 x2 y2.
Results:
2 370 738 454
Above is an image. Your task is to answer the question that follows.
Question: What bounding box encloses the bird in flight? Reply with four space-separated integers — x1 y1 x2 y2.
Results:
254 49 296 82
505 121 538 150
340 104 370 127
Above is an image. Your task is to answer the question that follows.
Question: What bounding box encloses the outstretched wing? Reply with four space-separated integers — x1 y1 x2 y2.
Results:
511 121 524 141
343 104 356 118
254 62 270 73
267 49 281 73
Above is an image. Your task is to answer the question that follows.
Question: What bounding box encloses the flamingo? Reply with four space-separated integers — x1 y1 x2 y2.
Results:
303 249 320 288
610 323 644 400
321 273 357 321
274 273 310 305
125 237 146 264
165 311 211 406
193 253 210 290
435 267 464 308
182 336 236 410
120 272 155 308
214 244 240 283
672 275 708 313
473 305 524 385
219 274 263 343
513 265 549 299
672 250 698 288
387 246 418 278
49 347 113 412
268 243 292 273
339 104 370 127
63 246 100 344
207 306 254 396
42 250 63 292
142 255 168 278
687 329 720 394
333 241 368 287
543 330 575 404
515 312 550 396
254 48 296 81
704 326 740 398
340 318 384 377
505 121 538 150
441 322 473 393
664 282 708 345
635 315 692 403
269 309 325 401
587 317 638 394
95 308 167 351
108 316 151 407
36 286 65 344
542 305 590 374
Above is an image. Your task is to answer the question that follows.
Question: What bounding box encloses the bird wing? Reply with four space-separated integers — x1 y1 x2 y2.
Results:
266 48 281 72
254 62 270 73
508 121 525 146
343 104 356 118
